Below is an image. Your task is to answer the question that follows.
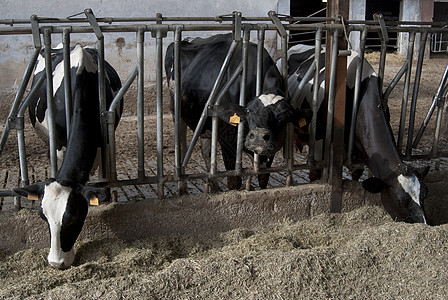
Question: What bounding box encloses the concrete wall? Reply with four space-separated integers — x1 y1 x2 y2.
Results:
0 0 289 89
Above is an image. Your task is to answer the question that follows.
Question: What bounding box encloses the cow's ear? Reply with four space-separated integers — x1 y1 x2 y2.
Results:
216 103 247 126
414 166 430 181
362 177 387 193
80 186 109 204
14 182 46 199
294 108 313 128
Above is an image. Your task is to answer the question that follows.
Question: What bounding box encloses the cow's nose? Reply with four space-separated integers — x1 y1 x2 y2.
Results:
263 133 271 141
49 261 69 269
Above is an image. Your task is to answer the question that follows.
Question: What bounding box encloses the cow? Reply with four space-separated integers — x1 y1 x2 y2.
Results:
284 44 429 224
13 44 123 269
165 33 302 191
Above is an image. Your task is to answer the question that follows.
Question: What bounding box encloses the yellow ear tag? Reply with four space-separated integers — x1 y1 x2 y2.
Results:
229 113 240 126
90 196 99 206
28 194 38 201
298 118 307 128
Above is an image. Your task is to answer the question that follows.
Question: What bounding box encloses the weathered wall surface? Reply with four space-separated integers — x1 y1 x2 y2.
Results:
0 0 288 89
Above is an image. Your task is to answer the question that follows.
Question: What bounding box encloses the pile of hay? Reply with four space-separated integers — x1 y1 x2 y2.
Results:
1 205 448 299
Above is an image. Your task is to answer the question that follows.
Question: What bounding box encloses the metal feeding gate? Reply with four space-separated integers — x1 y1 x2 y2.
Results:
1 9 448 211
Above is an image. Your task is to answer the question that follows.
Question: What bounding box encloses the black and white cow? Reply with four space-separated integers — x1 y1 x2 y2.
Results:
285 44 429 224
165 33 300 190
14 44 123 268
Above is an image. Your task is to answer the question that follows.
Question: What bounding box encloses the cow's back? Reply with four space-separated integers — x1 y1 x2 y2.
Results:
29 44 123 150
165 33 283 132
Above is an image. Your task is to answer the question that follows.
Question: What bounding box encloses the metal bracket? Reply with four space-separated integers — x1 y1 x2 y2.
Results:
30 14 42 49
207 105 219 117
374 13 389 44
101 111 116 124
84 8 104 40
151 25 168 38
8 116 24 130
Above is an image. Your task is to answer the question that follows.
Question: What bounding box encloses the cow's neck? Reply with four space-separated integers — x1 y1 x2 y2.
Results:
57 74 100 184
354 77 403 180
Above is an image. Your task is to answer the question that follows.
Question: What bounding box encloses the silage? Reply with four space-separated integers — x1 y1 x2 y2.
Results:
1 205 448 299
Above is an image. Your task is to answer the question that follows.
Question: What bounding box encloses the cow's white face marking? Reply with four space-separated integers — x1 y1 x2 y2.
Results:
259 94 284 107
41 181 75 268
397 174 420 206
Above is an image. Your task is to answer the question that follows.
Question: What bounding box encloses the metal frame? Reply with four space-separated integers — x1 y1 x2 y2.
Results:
1 10 448 209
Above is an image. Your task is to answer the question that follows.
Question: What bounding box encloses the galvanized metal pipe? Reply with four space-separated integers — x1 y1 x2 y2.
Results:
307 28 323 168
397 31 415 153
235 30 250 175
383 62 408 102
173 26 184 192
347 28 367 166
108 66 139 180
0 48 40 154
137 27 145 180
62 28 72 140
182 40 240 168
97 38 110 181
43 28 58 177
16 72 47 188
155 28 165 198
405 31 428 157
323 29 340 180
431 93 446 157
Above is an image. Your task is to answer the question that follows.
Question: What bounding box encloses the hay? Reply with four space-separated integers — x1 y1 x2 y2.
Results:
2 205 448 299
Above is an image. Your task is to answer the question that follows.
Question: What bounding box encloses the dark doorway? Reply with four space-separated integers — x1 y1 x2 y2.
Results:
289 0 327 46
365 0 400 49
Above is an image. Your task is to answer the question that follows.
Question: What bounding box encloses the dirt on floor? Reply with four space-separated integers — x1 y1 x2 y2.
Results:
1 50 448 299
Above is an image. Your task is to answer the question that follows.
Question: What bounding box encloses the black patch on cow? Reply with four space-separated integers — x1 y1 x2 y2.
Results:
60 190 88 252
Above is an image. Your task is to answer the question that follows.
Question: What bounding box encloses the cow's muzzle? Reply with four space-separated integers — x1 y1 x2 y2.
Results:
245 128 276 156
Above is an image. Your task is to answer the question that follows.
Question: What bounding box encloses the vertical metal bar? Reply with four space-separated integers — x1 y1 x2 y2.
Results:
108 66 138 181
431 96 445 157
97 38 109 181
246 25 266 190
43 28 58 177
62 28 72 140
347 28 367 165
16 73 46 188
323 29 339 181
378 40 388 93
0 48 40 154
405 31 428 157
235 29 250 175
308 28 323 168
137 27 145 180
397 31 415 153
282 34 294 187
155 28 165 198
173 26 183 193
182 40 240 168
256 26 265 96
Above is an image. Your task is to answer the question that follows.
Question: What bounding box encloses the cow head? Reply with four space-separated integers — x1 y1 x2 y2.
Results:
362 165 430 224
217 91 299 157
14 179 107 269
